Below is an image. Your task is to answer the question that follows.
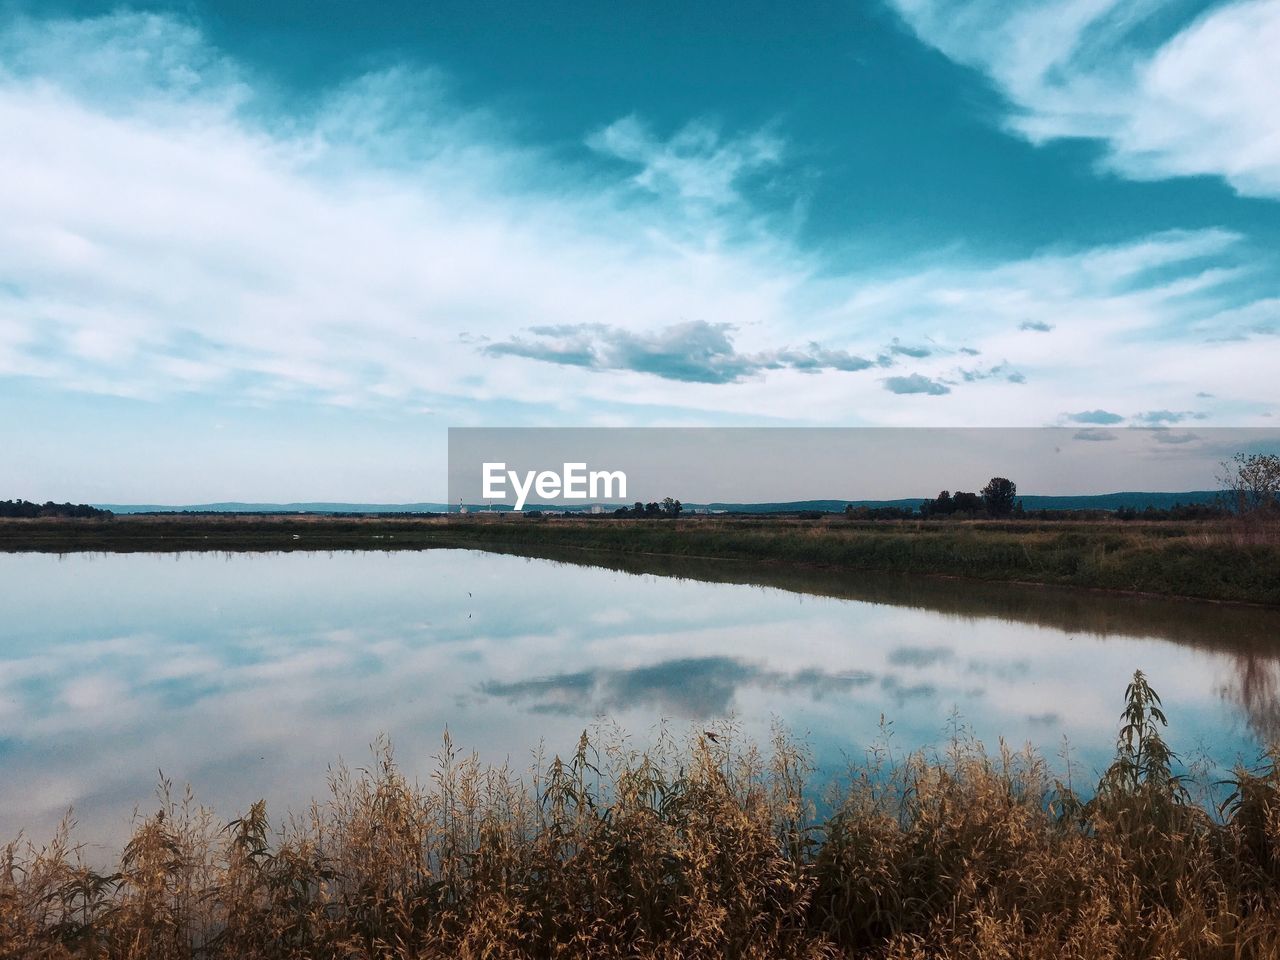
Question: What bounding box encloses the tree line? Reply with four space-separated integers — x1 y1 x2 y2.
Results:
0 499 113 519
613 498 683 518
590 456 1276 521
906 454 1279 522
918 477 1019 518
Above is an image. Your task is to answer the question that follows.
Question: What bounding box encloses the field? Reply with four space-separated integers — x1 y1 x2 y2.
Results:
4 513 1278 605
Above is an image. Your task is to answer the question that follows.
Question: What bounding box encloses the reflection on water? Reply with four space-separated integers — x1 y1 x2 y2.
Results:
0 547 1277 849
482 656 877 717
1222 653 1280 742
491 544 1280 655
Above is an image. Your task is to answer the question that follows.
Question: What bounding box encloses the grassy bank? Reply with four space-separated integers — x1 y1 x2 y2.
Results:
3 513 1279 605
0 515 453 553
428 516 1280 605
5 673 1280 959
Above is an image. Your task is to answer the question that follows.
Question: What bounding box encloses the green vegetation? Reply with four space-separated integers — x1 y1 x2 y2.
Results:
613 497 684 517
5 673 1280 958
430 516 1280 606
919 478 1015 518
4 452 1277 604
3 513 1279 604
0 499 111 519
1220 452 1280 517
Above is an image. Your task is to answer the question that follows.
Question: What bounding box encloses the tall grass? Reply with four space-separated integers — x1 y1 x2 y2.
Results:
6 515 1280 605
428 517 1280 606
5 674 1280 958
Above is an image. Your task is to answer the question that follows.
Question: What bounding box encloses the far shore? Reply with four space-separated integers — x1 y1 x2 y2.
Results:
3 512 1278 607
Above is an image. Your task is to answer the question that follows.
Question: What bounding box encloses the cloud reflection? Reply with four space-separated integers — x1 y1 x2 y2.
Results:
887 645 954 668
481 656 874 718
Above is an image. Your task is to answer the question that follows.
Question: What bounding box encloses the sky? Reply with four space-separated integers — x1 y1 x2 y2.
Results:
448 429 1280 503
1 0 1278 502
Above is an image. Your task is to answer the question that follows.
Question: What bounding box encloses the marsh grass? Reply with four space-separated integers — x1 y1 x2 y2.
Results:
428 517 1280 606
5 676 1280 958
6 515 1280 605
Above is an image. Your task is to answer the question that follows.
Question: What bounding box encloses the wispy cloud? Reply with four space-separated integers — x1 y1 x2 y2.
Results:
1068 410 1124 425
1137 410 1207 425
0 8 1276 443
960 361 1024 384
0 11 823 413
888 0 1280 199
884 373 951 396
483 321 879 384
1073 428 1117 442
888 339 932 358
587 116 785 208
1150 430 1201 445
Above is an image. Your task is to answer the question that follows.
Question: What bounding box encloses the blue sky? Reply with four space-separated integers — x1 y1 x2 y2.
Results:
1 0 1278 501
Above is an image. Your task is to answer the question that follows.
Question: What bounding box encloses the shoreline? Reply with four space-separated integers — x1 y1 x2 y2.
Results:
2 513 1278 607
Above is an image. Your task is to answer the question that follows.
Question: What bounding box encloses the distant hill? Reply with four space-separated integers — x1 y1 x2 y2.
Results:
94 491 1223 515
697 491 1222 513
1017 491 1221 511
96 502 452 515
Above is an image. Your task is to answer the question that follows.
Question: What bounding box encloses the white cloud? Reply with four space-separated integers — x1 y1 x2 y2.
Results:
0 11 815 415
889 0 1280 199
0 7 1275 451
587 115 785 207
884 373 951 396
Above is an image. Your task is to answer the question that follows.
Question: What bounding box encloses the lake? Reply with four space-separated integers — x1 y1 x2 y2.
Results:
2 547 1278 851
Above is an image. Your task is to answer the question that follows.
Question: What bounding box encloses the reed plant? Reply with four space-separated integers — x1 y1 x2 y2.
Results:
4 673 1280 958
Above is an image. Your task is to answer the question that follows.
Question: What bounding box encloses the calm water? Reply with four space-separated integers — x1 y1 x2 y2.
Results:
2 547 1279 849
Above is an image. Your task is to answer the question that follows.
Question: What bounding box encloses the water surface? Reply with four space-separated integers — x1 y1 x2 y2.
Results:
2 548 1278 849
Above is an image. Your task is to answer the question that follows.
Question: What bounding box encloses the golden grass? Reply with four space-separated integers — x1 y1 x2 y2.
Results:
6 514 1279 604
5 678 1280 959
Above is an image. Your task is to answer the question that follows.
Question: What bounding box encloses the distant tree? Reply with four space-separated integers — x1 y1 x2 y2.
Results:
920 491 954 518
846 503 912 520
0 499 111 519
981 477 1018 517
877 506 914 520
1219 453 1280 517
951 491 982 514
1062 499 1227 522
661 497 682 517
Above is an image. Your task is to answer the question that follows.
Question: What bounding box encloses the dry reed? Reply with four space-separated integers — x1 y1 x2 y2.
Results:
4 674 1280 959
